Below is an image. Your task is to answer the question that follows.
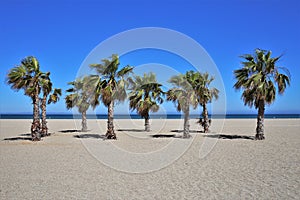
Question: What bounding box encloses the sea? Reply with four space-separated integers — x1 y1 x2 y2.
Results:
1 114 299 119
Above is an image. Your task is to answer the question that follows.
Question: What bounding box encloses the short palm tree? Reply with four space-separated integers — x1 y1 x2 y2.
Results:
90 54 133 139
167 73 198 138
6 56 42 141
187 71 219 133
65 76 97 132
234 49 290 140
128 73 164 131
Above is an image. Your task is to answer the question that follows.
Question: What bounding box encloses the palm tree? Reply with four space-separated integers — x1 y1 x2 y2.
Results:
90 54 133 139
65 76 97 132
40 72 62 136
128 73 164 131
186 71 219 133
167 73 198 138
6 56 42 141
234 49 290 140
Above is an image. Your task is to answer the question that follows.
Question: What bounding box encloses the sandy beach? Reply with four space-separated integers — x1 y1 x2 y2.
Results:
0 118 299 199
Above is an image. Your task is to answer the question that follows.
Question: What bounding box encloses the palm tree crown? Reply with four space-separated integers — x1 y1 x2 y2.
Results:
167 73 198 113
234 49 290 107
195 72 218 105
7 56 42 97
90 54 133 105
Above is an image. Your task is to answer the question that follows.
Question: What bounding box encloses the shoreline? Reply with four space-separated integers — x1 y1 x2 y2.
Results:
1 113 299 120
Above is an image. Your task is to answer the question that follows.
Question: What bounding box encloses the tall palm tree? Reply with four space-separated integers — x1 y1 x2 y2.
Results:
128 73 164 131
6 56 42 141
167 73 198 138
90 54 133 139
186 71 219 133
40 71 62 136
234 49 290 140
65 76 97 132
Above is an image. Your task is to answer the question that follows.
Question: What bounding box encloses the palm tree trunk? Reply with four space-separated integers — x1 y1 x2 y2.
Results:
145 113 150 132
31 87 41 141
183 106 190 138
106 101 116 139
41 94 48 137
81 110 88 132
202 103 209 133
255 100 265 140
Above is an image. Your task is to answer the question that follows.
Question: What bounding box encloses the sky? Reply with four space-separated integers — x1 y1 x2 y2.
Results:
1 0 299 115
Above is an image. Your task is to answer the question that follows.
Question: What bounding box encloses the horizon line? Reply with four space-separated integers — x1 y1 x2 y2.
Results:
1 113 299 115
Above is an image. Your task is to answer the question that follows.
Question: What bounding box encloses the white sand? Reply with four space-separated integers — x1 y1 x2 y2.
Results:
0 118 299 199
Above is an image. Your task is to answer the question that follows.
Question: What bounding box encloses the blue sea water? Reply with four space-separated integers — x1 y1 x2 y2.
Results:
0 114 299 119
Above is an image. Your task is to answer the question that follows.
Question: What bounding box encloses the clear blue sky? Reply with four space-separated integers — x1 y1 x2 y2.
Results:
1 0 299 115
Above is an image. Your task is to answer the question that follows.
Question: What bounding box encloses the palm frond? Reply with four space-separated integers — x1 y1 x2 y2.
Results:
117 65 133 77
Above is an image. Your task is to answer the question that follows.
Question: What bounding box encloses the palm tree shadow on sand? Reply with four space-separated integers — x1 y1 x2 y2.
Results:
58 129 82 133
171 129 203 133
3 132 55 141
117 129 191 138
204 134 254 140
3 133 32 141
73 134 106 139
150 134 184 138
3 137 32 141
117 129 145 132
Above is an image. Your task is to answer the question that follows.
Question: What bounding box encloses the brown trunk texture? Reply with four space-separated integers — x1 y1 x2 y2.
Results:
255 99 265 140
41 94 48 137
32 87 41 141
203 104 209 133
145 113 150 132
106 101 116 139
183 106 191 138
81 111 88 132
